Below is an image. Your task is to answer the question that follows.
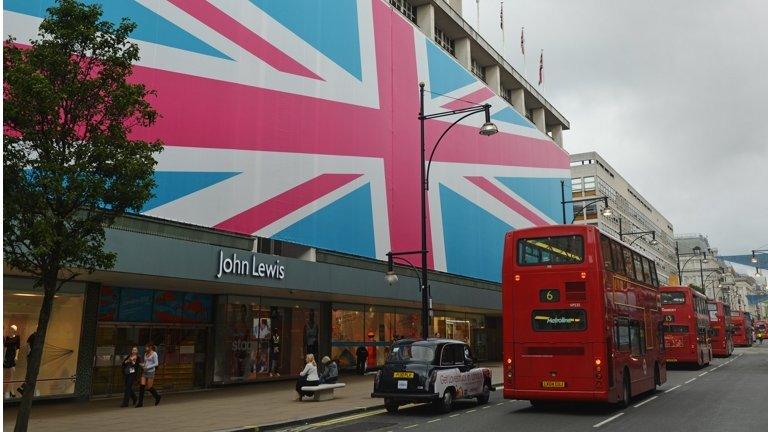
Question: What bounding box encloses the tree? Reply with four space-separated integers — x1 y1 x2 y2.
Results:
689 284 704 294
3 1 162 430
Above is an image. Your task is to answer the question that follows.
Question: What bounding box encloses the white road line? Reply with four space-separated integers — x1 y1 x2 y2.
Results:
684 378 696 384
403 425 419 429
496 402 505 406
699 372 708 377
633 395 659 408
665 385 682 393
427 419 441 423
482 406 491 409
465 409 476 413
449 414 461 418
593 412 624 428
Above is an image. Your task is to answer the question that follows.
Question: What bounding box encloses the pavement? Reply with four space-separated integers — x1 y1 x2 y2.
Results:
2 364 502 432
289 346 768 432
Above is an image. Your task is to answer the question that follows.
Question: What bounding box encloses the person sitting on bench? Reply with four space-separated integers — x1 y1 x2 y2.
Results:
319 356 338 384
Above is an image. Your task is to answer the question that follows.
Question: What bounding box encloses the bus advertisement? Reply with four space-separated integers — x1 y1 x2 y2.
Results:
660 286 712 367
707 300 734 357
502 225 666 407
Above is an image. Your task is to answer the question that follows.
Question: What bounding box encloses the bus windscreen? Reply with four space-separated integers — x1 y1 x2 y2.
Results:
517 235 584 266
661 292 686 305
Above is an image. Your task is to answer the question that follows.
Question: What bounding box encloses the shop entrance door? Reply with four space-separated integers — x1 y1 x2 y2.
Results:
92 324 209 397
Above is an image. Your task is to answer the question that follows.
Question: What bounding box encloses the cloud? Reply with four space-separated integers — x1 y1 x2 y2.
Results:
466 0 768 255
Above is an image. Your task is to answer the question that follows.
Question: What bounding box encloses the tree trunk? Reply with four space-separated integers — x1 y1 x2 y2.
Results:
14 275 58 432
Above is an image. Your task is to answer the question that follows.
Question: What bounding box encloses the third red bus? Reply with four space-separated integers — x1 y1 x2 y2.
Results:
707 300 734 357
730 310 752 347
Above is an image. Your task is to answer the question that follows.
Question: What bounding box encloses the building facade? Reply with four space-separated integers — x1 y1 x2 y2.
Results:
3 0 570 402
570 152 676 283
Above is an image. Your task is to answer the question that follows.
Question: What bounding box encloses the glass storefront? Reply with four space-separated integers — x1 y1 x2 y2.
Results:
91 286 213 396
3 279 84 400
331 303 422 369
213 295 323 383
330 303 492 369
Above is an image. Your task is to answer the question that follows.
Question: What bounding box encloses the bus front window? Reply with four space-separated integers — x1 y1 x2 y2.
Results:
517 235 584 266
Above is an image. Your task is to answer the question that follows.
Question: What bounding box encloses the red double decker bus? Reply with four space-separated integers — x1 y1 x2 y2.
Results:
502 225 666 407
731 310 752 347
660 286 712 367
708 301 734 357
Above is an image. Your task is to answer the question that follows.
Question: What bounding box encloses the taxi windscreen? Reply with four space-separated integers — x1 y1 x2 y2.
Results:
517 235 584 266
386 342 435 363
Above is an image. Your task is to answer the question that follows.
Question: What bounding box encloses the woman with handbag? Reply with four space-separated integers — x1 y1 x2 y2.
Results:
136 344 161 407
120 346 142 407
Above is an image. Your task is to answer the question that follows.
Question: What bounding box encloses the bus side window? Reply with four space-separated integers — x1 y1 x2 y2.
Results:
649 261 659 287
622 247 635 280
616 318 630 352
641 257 652 285
600 235 613 271
610 241 624 275
632 252 645 283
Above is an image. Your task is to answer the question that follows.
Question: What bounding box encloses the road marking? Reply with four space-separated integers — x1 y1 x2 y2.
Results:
684 378 696 384
427 419 441 423
593 412 624 428
664 385 681 393
465 409 477 413
633 395 658 408
496 402 505 406
699 372 708 377
303 408 388 428
449 414 461 418
403 425 418 429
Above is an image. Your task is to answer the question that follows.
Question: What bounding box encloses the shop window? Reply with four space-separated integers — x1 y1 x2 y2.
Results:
4 286 84 399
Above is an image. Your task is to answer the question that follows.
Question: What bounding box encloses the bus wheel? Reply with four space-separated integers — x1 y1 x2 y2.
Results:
654 363 661 388
620 372 631 408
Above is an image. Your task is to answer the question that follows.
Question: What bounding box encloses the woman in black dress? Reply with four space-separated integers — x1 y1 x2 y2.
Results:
120 346 142 407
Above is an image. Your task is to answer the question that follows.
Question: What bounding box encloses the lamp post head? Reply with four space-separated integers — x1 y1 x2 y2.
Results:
602 207 612 217
650 238 659 246
385 271 399 286
479 104 498 136
752 252 758 264
702 258 709 264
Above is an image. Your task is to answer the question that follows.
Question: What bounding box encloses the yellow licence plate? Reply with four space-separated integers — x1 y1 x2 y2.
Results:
541 381 566 388
393 372 414 379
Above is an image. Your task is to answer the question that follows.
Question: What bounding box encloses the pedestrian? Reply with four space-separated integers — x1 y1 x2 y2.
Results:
319 356 338 384
136 344 161 407
269 329 281 377
295 353 319 401
355 344 368 375
759 332 764 345
121 346 142 407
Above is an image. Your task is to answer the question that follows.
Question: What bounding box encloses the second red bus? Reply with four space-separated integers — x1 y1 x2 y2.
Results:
730 310 752 347
707 300 734 357
660 285 712 367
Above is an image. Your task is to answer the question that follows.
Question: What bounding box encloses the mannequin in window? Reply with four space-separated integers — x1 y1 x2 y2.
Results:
4 324 21 398
304 309 318 356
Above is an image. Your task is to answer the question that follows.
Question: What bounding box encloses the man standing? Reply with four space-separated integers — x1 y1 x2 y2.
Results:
355 344 369 375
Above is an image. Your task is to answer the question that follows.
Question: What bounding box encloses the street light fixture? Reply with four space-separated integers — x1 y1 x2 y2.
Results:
618 219 657 247
559 182 612 224
385 83 497 340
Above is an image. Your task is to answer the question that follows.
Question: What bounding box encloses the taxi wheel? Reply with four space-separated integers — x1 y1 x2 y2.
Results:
436 389 454 413
384 398 399 413
477 383 491 405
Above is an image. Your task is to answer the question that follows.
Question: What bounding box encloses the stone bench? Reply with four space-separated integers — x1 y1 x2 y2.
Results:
300 383 346 401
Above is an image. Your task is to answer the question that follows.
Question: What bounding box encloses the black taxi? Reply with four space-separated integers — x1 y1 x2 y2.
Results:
371 338 493 413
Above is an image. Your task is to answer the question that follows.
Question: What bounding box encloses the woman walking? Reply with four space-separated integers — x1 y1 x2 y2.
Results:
136 344 161 407
120 346 142 407
294 353 319 401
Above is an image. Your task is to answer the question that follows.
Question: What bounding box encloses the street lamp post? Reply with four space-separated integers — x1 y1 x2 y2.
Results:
676 245 704 286
386 83 498 340
618 219 658 247
559 181 612 224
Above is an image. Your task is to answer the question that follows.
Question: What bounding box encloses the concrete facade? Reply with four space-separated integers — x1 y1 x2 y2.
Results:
570 152 677 283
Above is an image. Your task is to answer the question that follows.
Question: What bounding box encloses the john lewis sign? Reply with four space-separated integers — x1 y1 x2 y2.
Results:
216 250 286 280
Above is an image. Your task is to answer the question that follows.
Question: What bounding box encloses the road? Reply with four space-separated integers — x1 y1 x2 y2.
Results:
282 346 768 432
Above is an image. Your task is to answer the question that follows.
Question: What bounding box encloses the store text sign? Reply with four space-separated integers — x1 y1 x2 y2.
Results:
216 250 286 280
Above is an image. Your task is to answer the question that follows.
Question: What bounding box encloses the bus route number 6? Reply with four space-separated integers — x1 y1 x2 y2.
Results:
540 289 560 303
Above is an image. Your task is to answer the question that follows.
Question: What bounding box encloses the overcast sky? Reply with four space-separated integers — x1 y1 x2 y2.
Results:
461 0 767 256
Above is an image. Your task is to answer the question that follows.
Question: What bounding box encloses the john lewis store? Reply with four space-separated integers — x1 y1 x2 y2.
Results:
3 216 502 401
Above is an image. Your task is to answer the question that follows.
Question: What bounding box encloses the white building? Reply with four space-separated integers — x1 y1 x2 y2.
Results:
570 152 676 283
